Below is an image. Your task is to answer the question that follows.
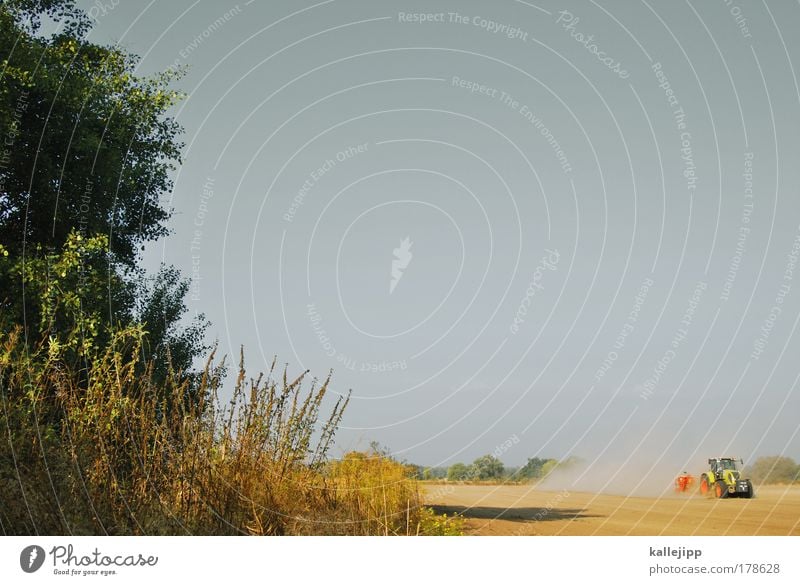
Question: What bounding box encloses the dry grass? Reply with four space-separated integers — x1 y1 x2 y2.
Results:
0 326 462 535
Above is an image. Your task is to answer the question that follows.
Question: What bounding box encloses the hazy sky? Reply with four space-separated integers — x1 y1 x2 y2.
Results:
78 0 800 480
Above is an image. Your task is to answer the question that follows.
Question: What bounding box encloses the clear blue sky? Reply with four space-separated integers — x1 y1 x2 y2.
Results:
77 1 800 486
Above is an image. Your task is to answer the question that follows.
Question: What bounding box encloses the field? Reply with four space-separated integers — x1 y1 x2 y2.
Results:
425 484 800 535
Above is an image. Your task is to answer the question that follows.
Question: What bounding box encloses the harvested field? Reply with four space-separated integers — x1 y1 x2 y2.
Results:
424 484 800 535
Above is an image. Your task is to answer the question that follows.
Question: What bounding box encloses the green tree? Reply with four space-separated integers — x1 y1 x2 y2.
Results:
517 457 555 480
0 3 179 264
471 454 504 480
447 462 470 481
420 466 447 480
134 265 210 382
2 0 88 35
539 456 583 479
745 456 799 484
0 1 206 385
540 459 559 478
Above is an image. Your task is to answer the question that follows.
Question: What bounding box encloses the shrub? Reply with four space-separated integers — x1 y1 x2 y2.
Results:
745 456 800 484
1 324 344 534
447 462 470 482
0 325 458 535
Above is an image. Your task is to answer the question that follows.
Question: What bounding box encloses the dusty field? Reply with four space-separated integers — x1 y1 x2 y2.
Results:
424 484 800 535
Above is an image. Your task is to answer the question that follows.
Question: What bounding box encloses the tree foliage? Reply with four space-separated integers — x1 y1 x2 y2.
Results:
446 455 505 482
470 454 504 480
516 457 556 480
447 462 470 482
745 456 799 484
0 0 206 385
2 0 88 35
0 4 182 264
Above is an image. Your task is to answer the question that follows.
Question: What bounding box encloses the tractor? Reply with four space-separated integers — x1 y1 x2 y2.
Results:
699 457 754 499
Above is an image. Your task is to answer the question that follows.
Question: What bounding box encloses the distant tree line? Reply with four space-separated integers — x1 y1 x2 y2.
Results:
414 454 800 485
745 456 800 484
418 455 583 483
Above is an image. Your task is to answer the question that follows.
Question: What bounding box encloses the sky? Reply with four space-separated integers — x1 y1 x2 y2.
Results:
75 0 800 480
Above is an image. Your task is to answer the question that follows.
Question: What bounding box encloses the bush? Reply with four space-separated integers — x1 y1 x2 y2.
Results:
470 454 504 480
745 456 800 484
515 457 556 480
1 325 343 534
0 325 461 535
326 451 461 535
447 462 470 482
415 507 465 536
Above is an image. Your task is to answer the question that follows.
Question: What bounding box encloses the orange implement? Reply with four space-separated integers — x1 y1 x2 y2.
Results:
675 474 695 493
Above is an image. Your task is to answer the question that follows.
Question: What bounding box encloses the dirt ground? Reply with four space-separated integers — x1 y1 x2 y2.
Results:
424 484 800 535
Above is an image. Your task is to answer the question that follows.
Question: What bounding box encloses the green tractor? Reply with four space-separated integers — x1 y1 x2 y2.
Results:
699 457 754 499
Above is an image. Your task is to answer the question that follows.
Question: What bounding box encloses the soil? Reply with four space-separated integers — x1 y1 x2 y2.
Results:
424 484 800 535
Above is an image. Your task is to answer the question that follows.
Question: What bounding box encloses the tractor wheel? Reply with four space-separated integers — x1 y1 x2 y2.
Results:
700 475 710 495
742 480 754 499
715 481 728 499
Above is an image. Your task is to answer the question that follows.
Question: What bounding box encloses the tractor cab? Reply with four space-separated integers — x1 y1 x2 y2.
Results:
709 458 741 480
702 458 753 499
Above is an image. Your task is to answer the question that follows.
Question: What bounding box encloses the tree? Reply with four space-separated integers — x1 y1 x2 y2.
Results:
2 0 88 37
0 1 206 387
0 3 180 265
447 462 470 482
420 467 447 480
559 455 583 469
517 457 555 480
745 456 799 484
540 459 559 478
471 454 504 480
541 456 583 478
134 265 209 382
